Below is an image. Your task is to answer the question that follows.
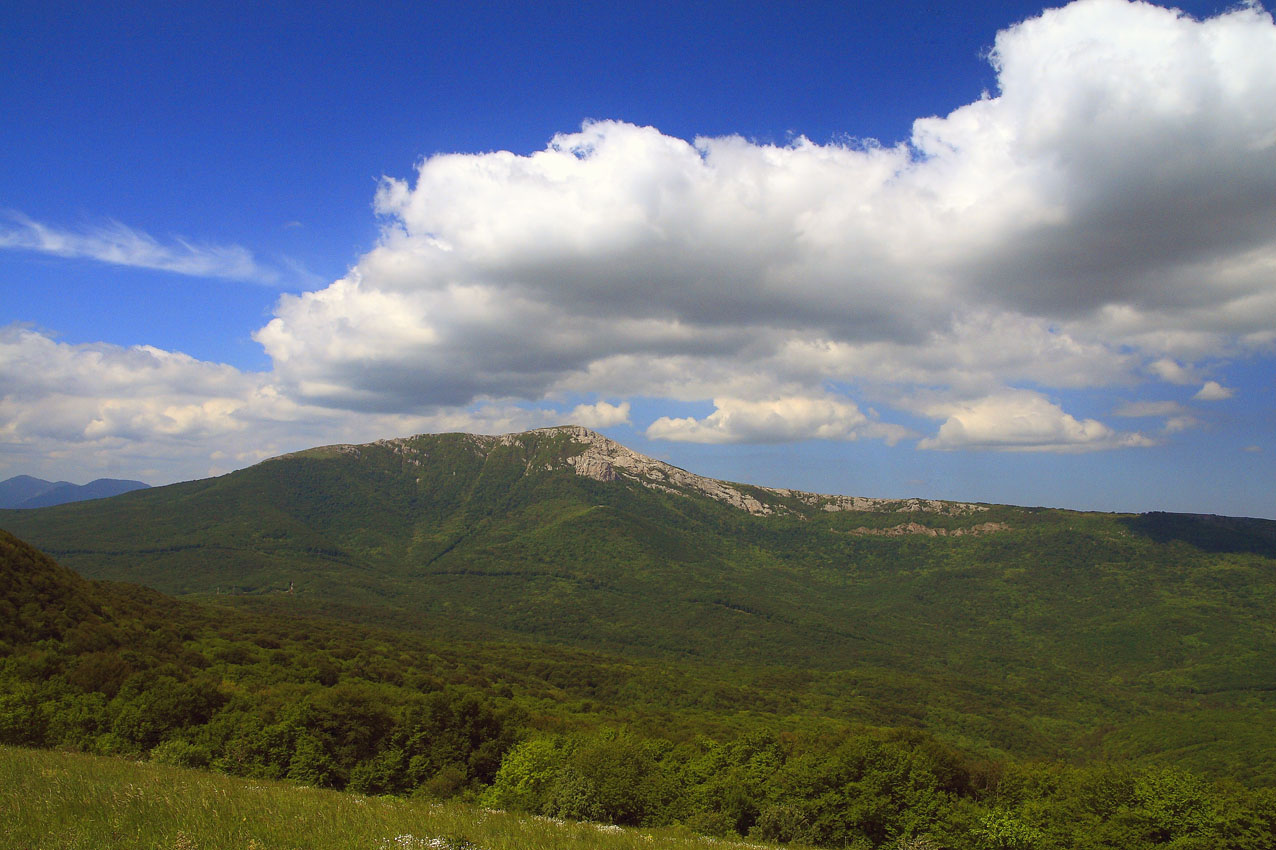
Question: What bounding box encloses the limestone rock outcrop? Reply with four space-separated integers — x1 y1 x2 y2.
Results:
537 425 986 518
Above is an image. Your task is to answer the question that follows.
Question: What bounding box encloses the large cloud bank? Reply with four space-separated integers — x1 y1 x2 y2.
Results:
256 0 1276 438
4 0 1275 479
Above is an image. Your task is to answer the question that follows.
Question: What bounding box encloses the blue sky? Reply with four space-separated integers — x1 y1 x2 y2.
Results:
2 0 1273 518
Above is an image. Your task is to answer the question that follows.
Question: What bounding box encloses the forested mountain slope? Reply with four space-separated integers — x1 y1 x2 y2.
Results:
4 426 1276 777
5 528 1276 849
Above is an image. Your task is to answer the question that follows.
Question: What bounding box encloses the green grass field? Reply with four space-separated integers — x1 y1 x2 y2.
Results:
0 745 802 850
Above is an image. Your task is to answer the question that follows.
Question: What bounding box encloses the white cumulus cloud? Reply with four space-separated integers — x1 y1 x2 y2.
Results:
568 400 631 429
0 326 614 483
1146 358 1201 385
918 390 1154 452
245 0 1276 454
1193 380 1236 400
647 395 913 444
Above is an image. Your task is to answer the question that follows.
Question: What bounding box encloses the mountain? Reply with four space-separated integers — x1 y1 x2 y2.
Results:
0 475 71 508
0 475 150 509
0 426 1023 657
3 425 1276 777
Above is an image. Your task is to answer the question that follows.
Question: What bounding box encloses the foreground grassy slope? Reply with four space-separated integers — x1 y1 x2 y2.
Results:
4 428 1276 776
1 745 795 850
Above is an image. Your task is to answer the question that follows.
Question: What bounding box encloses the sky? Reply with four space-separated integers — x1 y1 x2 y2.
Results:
2 0 1274 518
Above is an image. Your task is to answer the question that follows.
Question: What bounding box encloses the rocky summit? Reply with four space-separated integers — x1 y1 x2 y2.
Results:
290 424 987 518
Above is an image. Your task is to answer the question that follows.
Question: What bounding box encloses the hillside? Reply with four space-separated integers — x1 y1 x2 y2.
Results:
0 426 1009 659
4 460 1276 848
4 426 1276 777
3 527 1273 848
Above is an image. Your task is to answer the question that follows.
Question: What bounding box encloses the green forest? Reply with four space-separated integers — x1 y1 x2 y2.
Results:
3 427 1276 848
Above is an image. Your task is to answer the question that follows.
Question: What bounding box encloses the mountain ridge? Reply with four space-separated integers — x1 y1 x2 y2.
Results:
3 424 1276 777
275 424 990 519
0 475 150 509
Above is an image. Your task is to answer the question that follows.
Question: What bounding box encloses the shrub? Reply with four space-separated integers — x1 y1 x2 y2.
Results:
150 738 211 769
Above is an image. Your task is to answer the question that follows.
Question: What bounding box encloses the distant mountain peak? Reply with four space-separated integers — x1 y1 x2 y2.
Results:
0 475 149 509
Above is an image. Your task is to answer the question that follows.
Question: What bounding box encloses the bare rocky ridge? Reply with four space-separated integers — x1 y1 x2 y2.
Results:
552 425 785 514
492 425 987 518
542 425 987 517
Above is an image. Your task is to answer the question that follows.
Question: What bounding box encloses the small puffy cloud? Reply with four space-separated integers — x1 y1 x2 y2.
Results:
568 400 631 429
1194 380 1236 400
647 395 912 445
0 211 302 286
1146 358 1201 385
1163 416 1200 434
918 390 1153 452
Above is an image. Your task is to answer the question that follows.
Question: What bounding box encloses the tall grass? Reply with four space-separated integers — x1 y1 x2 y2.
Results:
0 745 795 850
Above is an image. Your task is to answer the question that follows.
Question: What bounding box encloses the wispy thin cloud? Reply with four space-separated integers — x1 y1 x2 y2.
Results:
0 211 293 286
1112 400 1200 434
1113 400 1187 418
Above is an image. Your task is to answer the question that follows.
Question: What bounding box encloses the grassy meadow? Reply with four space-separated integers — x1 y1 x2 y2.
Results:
0 745 797 850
